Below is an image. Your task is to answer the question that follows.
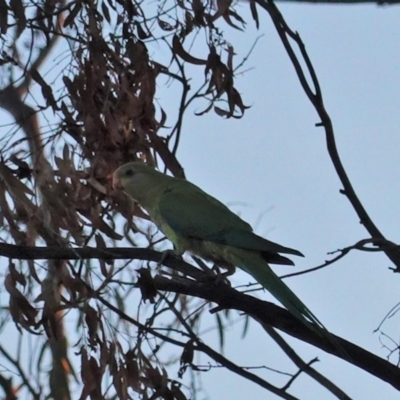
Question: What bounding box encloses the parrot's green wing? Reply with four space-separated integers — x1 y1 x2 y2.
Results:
158 182 303 265
158 183 346 353
114 162 346 357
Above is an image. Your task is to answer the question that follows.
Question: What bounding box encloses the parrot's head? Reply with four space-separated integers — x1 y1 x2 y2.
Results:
113 162 160 201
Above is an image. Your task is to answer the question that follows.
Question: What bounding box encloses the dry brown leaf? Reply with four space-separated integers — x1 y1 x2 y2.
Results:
137 268 157 304
172 35 207 66
249 0 259 29
87 177 107 195
125 350 140 392
63 2 81 28
85 306 99 348
5 274 38 332
31 69 59 110
180 340 194 366
0 162 34 196
9 262 26 286
111 358 128 400
89 207 123 240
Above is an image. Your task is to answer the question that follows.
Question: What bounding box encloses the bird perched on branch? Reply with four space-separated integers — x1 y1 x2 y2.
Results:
113 162 327 335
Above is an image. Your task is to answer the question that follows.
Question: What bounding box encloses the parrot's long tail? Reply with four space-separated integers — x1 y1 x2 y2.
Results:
231 249 351 360
231 250 349 358
233 250 323 329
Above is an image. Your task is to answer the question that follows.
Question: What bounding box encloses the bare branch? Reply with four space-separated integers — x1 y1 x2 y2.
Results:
153 275 400 391
255 0 400 271
0 344 40 399
264 326 352 399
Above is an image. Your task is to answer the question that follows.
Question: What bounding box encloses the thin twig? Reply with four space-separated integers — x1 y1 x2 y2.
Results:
281 238 400 279
255 0 400 270
264 326 352 399
153 275 400 391
0 344 40 399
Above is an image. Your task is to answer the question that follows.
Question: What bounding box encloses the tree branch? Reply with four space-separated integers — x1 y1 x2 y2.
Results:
255 0 400 271
153 275 400 391
2 240 400 391
264 326 352 399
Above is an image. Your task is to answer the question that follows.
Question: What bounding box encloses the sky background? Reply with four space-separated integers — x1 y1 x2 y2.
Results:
1 2 400 399
151 3 400 399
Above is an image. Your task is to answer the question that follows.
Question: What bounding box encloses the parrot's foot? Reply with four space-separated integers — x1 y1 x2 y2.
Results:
158 249 181 266
199 264 233 286
212 263 235 277
199 274 231 287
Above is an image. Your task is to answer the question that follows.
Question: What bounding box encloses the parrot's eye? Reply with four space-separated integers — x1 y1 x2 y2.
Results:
125 169 134 177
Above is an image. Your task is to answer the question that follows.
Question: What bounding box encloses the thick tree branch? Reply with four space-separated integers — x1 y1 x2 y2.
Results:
2 240 400 391
98 291 299 400
2 241 400 390
3 240 399 385
153 275 400 392
0 243 205 280
264 326 352 399
161 293 300 400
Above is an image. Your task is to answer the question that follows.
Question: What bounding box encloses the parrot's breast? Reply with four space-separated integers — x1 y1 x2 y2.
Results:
184 239 241 269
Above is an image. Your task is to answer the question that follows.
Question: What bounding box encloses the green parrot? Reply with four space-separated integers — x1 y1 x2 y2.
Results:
112 162 324 332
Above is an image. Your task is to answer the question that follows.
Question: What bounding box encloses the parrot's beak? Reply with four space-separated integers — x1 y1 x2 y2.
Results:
112 173 122 190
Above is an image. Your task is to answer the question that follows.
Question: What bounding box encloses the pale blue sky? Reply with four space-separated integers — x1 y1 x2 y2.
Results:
154 3 400 399
1 3 400 399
